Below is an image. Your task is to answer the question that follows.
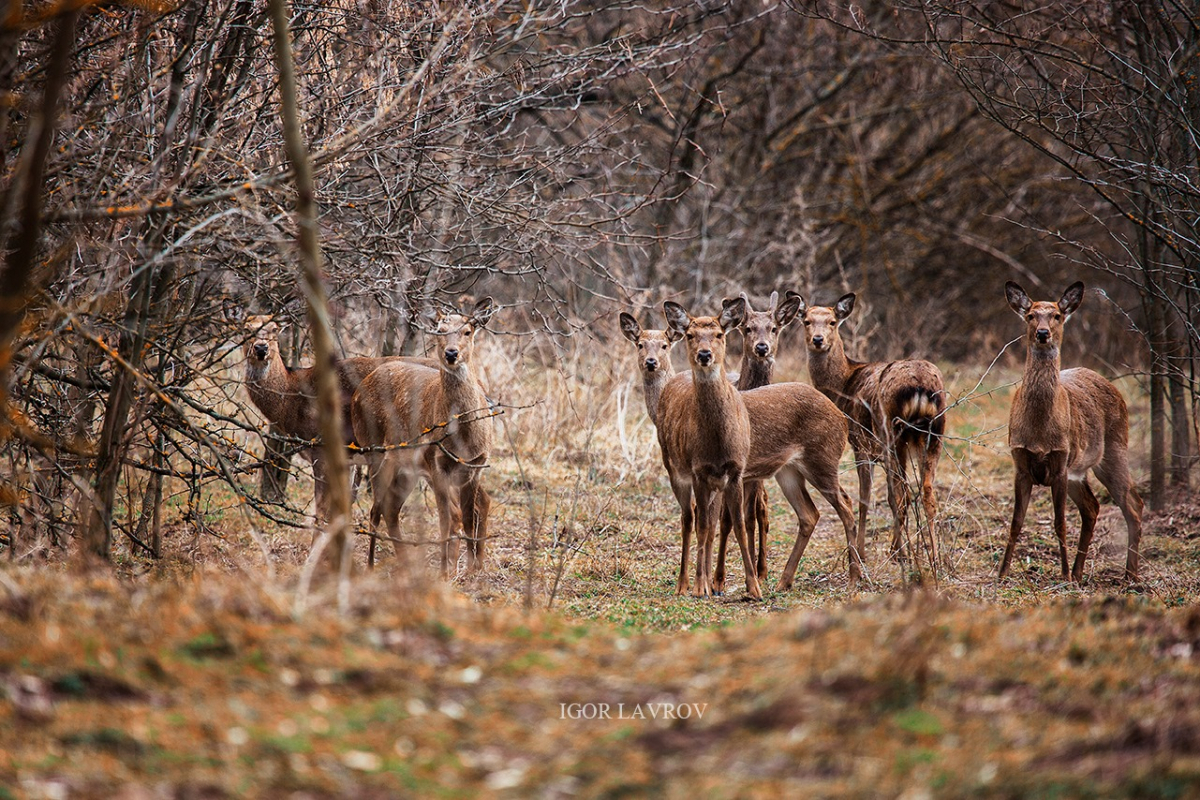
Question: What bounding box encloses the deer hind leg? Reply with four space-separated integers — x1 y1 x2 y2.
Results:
1000 450 1035 580
1067 477 1100 583
884 446 912 569
751 481 769 582
719 477 760 600
1093 452 1145 582
384 467 418 561
855 456 872 556
808 459 863 588
1048 454 1071 579
917 436 941 574
774 467 820 591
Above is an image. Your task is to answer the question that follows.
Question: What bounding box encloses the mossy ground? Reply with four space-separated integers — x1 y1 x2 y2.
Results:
2 356 1198 796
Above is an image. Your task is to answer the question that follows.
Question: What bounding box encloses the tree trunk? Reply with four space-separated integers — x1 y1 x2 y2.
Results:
269 0 352 574
1146 287 1167 510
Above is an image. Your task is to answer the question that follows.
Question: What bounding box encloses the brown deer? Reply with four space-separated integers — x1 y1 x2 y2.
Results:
351 298 497 575
1001 281 1144 582
655 299 761 599
716 291 803 584
240 315 437 520
617 312 681 426
793 291 946 574
620 292 803 587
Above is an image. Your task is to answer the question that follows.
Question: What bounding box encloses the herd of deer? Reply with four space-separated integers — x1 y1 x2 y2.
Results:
240 282 1144 598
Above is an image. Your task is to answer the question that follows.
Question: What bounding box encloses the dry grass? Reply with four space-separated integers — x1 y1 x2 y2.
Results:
2 335 1199 796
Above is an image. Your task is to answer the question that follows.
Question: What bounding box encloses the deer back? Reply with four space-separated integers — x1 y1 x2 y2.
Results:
738 382 849 481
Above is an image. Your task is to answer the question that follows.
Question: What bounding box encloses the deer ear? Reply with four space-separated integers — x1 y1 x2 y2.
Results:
663 301 690 336
223 300 246 324
471 297 498 327
1059 282 1084 317
834 293 856 321
768 290 779 313
666 327 683 343
1005 281 1032 316
775 292 802 327
785 290 808 317
618 312 642 343
720 296 747 330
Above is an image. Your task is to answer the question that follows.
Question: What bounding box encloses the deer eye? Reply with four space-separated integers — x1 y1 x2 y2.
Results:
1053 314 1062 321
1026 314 1034 321
772 326 779 334
660 343 667 350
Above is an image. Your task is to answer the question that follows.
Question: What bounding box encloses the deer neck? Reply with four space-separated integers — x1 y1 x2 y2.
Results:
691 363 738 416
807 335 853 394
438 362 487 423
641 362 675 426
1020 345 1064 409
737 350 773 391
245 351 294 420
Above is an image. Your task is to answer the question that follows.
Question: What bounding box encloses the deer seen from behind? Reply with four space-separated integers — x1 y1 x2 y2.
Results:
351 298 498 574
1001 281 1143 582
793 291 946 577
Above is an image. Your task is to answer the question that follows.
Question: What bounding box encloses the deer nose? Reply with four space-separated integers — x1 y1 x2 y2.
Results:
444 347 460 364
253 343 269 359
811 335 824 348
1035 329 1050 343
696 349 713 366
644 357 658 371
755 342 769 357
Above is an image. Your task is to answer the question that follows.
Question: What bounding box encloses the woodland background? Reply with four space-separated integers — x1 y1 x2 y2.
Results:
2 0 1197 561
1 1 1200 795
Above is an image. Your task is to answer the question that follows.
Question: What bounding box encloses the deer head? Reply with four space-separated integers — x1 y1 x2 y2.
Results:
663 298 745 378
619 312 681 376
730 290 803 362
791 291 855 353
243 315 281 368
424 297 498 370
1005 281 1083 356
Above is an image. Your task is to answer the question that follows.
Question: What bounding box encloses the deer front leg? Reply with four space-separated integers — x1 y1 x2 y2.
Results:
671 481 694 595
692 490 716 598
1000 450 1034 580
713 501 731 596
724 479 761 600
433 479 458 578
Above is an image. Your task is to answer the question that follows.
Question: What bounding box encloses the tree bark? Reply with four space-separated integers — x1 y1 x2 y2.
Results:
269 0 352 573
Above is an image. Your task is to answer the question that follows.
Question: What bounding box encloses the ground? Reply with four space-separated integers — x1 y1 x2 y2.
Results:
2 360 1199 797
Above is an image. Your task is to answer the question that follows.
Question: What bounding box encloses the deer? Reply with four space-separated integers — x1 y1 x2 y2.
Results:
655 299 861 597
655 299 761 599
240 314 439 522
620 291 803 586
351 298 498 575
1000 281 1144 582
793 291 946 576
716 290 803 584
